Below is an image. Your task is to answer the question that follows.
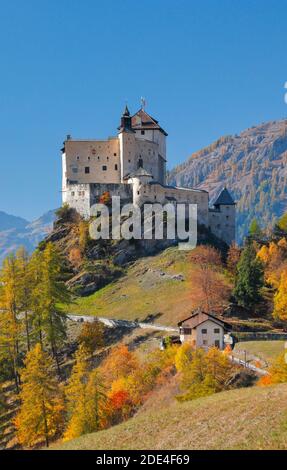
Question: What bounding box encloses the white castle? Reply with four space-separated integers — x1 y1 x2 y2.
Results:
61 106 235 245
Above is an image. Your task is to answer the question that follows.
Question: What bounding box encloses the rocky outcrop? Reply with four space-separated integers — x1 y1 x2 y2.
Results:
168 119 287 242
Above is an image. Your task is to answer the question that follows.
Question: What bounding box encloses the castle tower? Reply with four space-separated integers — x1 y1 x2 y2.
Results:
209 187 236 245
118 105 136 182
130 108 167 184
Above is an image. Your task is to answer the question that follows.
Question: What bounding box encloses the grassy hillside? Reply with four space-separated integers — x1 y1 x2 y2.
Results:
62 247 231 326
234 341 285 362
56 383 287 450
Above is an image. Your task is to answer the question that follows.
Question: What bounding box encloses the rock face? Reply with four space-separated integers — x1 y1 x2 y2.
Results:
168 119 287 242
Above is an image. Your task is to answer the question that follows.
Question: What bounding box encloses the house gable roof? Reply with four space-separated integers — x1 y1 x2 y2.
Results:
131 109 168 136
178 310 231 329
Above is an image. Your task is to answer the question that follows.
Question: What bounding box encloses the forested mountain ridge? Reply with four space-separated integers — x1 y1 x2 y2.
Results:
168 119 287 242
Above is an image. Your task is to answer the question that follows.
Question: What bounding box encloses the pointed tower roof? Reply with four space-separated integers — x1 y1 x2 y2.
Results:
214 187 235 207
131 109 168 136
123 104 130 116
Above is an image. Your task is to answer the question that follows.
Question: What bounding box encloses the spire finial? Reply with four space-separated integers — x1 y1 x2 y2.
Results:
140 96 146 110
123 104 130 116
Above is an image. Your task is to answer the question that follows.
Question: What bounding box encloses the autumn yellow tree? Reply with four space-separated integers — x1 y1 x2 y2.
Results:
259 352 287 386
0 254 22 391
14 344 64 448
177 347 235 401
15 247 32 352
273 269 287 321
101 344 139 385
64 346 107 441
78 320 105 356
175 342 193 373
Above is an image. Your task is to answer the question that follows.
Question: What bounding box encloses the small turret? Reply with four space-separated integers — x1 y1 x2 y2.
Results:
119 105 133 132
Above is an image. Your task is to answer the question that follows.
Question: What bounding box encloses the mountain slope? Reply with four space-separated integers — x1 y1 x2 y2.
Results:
168 119 287 242
0 210 56 263
57 383 287 450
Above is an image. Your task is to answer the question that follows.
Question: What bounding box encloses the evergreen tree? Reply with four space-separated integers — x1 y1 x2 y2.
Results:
233 242 264 308
249 218 263 240
14 344 64 448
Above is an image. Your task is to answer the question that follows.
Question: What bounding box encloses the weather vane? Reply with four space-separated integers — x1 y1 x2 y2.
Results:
140 96 146 110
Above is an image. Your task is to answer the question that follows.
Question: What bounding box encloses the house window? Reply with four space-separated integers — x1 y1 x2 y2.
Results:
201 328 207 334
203 340 207 346
141 130 145 135
71 191 75 196
214 328 220 334
183 328 192 335
214 340 220 348
85 167 90 174
115 164 118 170
102 165 107 171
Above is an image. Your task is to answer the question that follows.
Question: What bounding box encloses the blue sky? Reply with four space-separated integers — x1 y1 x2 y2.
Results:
1 0 287 220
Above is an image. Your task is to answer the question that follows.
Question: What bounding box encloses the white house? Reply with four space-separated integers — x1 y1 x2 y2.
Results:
178 311 231 350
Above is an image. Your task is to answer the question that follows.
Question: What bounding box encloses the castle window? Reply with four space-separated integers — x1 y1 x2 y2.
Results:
128 159 131 163
87 156 90 160
102 165 107 171
141 130 145 135
98 156 100 160
72 168 78 173
76 156 80 160
107 157 109 160
114 153 117 156
85 167 90 174
115 164 118 170
71 191 75 196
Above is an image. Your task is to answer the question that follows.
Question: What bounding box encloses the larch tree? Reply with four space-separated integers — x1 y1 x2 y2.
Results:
78 320 105 357
14 344 64 448
272 269 287 321
37 243 71 375
64 346 107 441
0 254 22 392
15 247 32 352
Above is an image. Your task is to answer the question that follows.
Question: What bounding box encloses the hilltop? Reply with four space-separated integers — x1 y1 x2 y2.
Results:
168 119 287 242
56 383 287 450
